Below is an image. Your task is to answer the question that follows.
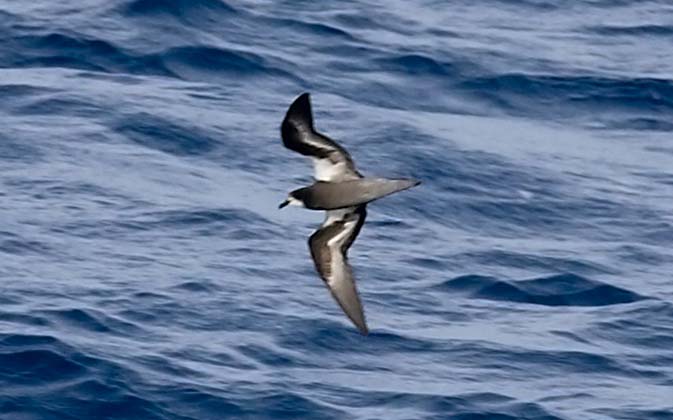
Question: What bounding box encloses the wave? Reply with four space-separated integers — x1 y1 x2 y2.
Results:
481 0 560 11
37 308 145 335
583 301 673 350
458 73 673 127
460 74 673 109
436 273 646 306
5 33 173 76
0 348 86 385
374 53 463 77
311 385 562 419
279 324 440 354
0 333 171 419
270 17 356 41
0 232 52 256
446 339 649 378
0 334 86 387
110 110 294 172
595 408 673 420
0 83 52 98
4 31 298 84
159 45 274 76
170 280 220 293
113 112 220 156
14 94 104 118
141 208 272 226
452 250 616 275
122 0 237 18
0 331 340 419
54 207 278 240
587 24 673 36
606 117 673 132
247 392 344 419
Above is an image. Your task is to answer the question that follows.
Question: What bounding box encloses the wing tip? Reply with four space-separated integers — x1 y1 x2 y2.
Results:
403 178 422 190
327 282 370 337
346 308 369 336
357 323 370 336
296 92 310 102
285 92 313 123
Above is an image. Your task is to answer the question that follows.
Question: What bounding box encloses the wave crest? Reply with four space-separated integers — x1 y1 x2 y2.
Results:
437 273 645 306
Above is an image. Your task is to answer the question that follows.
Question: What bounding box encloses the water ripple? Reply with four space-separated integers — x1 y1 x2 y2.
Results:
437 273 646 307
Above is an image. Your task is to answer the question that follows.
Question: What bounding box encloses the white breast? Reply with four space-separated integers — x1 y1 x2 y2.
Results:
312 158 346 182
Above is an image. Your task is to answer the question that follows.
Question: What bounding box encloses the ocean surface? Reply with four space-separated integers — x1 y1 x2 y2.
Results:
1 1 673 419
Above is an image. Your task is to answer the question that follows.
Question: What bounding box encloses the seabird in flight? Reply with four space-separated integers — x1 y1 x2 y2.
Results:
279 93 420 335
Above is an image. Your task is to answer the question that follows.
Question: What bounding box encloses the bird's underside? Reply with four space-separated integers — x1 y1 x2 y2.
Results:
309 205 368 334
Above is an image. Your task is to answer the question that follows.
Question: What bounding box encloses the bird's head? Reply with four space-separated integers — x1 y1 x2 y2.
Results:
278 187 310 209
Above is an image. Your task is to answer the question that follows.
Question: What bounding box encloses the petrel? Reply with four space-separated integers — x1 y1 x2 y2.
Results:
278 93 420 335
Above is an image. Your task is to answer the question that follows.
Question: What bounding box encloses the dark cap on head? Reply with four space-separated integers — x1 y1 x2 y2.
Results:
290 187 311 202
278 187 312 209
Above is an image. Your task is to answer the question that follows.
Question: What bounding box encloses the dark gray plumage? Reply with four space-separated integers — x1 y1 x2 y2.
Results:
279 92 420 335
281 92 361 182
309 205 368 334
287 178 420 210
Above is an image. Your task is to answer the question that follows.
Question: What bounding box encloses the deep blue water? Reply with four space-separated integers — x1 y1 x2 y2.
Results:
1 0 673 419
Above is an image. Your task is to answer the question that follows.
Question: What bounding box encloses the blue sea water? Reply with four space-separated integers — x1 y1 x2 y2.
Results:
1 0 673 418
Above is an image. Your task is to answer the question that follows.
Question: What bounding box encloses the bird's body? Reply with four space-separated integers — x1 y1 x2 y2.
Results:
287 178 419 210
279 93 419 335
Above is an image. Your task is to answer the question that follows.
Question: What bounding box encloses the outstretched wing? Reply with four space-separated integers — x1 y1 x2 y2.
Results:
308 205 368 334
281 93 362 182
